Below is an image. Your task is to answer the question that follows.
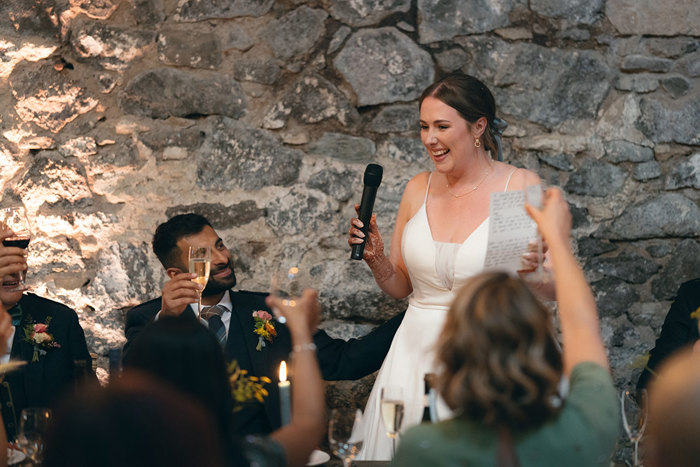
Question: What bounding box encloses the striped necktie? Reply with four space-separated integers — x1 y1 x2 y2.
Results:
201 305 227 347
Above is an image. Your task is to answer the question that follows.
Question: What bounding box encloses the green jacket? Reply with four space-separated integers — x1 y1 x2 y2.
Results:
394 362 618 467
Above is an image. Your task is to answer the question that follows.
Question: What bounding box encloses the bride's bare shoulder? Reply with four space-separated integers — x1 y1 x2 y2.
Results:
494 164 540 190
403 171 431 197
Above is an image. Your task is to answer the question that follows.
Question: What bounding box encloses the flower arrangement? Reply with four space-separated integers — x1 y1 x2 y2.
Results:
228 360 271 411
253 310 276 351
23 317 61 362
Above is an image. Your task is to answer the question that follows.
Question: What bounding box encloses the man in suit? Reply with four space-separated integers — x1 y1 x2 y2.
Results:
0 228 95 440
124 213 404 435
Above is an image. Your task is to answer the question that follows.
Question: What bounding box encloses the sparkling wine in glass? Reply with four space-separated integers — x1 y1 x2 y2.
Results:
270 260 312 324
0 206 32 292
380 386 405 457
522 183 552 285
621 389 647 467
188 246 211 320
328 408 364 467
17 407 51 465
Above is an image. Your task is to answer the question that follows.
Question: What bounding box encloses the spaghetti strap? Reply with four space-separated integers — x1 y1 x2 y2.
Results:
503 168 518 191
424 172 433 204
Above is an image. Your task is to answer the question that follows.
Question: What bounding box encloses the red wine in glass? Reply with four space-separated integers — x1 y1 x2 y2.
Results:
1 206 32 291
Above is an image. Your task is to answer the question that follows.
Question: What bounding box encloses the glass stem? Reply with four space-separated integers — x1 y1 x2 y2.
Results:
343 459 352 467
633 440 638 467
198 293 202 320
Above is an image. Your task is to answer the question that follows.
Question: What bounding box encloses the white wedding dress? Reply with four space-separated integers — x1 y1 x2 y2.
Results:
357 170 518 460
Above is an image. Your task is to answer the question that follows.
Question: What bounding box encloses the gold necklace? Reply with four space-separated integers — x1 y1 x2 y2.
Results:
445 167 491 198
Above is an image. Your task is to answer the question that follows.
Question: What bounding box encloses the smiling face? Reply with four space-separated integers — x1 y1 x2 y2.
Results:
174 225 237 296
0 275 22 311
420 96 482 173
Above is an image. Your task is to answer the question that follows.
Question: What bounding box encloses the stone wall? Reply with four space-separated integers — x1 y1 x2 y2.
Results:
1 0 699 449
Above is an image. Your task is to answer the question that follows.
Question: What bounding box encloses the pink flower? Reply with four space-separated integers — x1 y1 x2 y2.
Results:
253 310 272 321
34 323 48 333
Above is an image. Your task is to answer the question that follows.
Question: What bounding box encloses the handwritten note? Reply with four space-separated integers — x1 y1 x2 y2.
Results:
483 190 537 271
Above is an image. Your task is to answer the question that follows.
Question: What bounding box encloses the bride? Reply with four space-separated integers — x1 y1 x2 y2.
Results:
348 72 548 460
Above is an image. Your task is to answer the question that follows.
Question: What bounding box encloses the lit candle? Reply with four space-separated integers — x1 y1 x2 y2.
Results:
278 360 291 426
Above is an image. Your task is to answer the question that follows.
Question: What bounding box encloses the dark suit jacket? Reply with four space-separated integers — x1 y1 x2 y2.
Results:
637 278 700 390
124 289 404 434
1 293 94 440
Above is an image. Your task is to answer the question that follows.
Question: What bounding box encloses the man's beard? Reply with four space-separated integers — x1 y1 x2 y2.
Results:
202 260 237 296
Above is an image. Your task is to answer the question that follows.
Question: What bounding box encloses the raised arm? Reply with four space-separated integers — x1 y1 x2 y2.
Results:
348 174 427 299
266 290 324 467
526 188 608 374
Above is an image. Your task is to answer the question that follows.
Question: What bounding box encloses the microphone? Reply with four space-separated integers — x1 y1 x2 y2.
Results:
351 163 383 260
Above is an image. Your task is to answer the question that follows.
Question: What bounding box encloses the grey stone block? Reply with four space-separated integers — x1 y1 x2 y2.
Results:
417 0 514 43
329 0 411 27
637 95 700 145
197 117 302 190
263 74 358 129
565 158 627 197
119 68 246 119
334 27 434 106
596 193 700 240
308 132 376 164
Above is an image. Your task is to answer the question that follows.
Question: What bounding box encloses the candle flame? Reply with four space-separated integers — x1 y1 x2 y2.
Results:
279 360 287 382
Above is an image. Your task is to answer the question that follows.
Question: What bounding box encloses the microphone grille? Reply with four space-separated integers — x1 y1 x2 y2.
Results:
363 163 383 187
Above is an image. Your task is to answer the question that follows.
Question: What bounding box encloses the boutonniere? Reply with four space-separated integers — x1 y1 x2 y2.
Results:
690 306 700 320
228 360 271 411
23 317 61 362
252 310 276 351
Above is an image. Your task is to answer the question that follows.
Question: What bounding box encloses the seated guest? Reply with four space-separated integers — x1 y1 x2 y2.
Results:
645 349 700 467
44 371 227 467
393 188 618 466
637 278 700 391
0 228 95 440
124 213 404 435
124 290 324 467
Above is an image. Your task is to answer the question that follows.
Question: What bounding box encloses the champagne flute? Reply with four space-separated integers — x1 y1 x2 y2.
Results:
522 183 551 285
621 389 647 467
17 407 52 465
188 246 211 320
0 206 32 292
328 408 364 467
380 386 405 458
270 260 312 324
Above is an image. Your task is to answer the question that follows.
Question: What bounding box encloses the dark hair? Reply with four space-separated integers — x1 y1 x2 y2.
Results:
44 372 226 467
122 317 234 436
152 213 212 269
438 272 563 431
419 73 499 158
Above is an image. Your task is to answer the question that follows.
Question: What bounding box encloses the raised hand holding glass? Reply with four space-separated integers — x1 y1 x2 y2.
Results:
270 260 312 324
188 246 211 320
0 206 32 292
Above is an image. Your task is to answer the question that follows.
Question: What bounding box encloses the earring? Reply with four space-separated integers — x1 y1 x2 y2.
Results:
474 137 481 148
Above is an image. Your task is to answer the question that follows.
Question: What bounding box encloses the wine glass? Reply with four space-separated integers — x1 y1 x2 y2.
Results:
188 246 211 320
0 206 32 292
380 386 405 458
16 407 52 465
328 408 364 467
621 389 648 467
269 260 312 324
522 183 552 285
